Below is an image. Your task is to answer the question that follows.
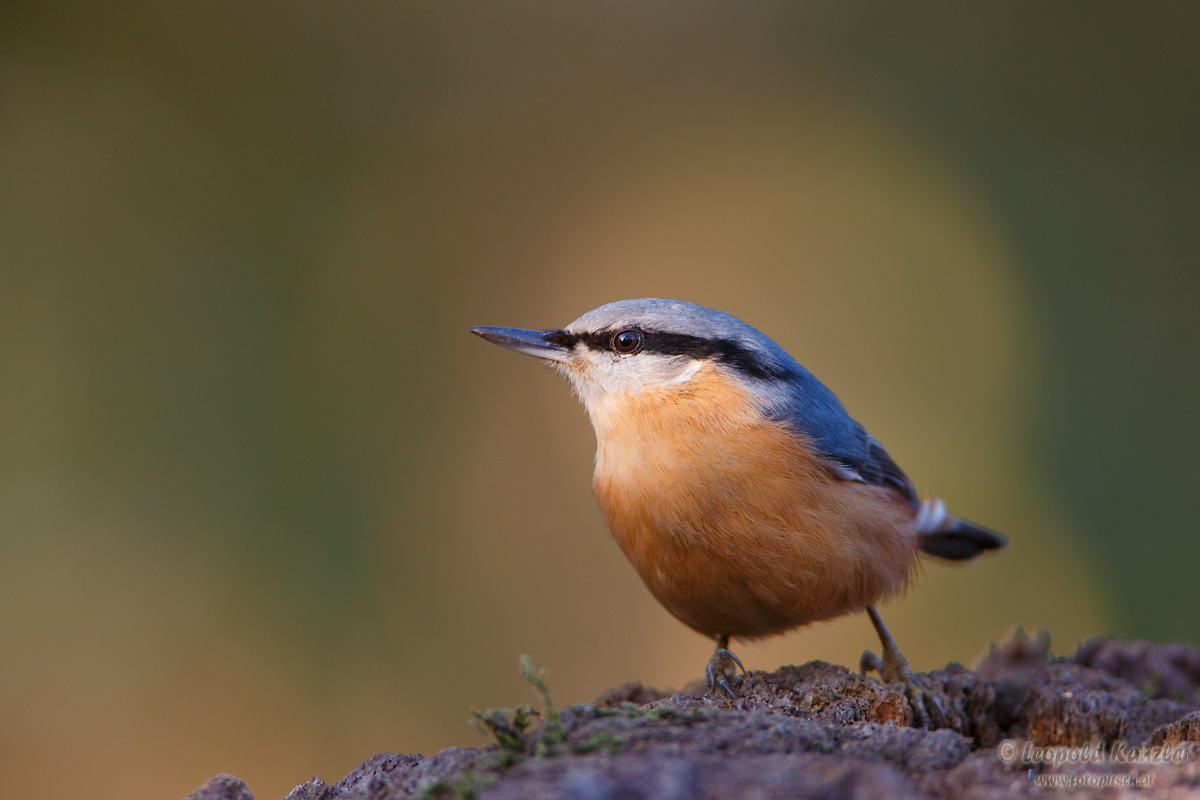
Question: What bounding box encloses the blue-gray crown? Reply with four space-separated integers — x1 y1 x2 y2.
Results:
559 298 797 382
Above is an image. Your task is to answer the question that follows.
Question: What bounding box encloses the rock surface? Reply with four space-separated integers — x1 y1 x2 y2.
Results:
184 773 255 800
185 633 1200 800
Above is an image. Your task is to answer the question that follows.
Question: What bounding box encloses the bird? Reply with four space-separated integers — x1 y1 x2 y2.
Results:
471 298 1005 725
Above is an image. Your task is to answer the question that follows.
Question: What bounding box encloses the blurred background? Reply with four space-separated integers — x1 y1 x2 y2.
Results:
1 2 1197 798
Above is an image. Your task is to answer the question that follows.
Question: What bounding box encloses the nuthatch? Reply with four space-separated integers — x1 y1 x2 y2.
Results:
472 298 1005 724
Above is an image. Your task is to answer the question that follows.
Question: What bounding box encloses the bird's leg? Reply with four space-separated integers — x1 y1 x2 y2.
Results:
859 606 942 729
705 634 744 698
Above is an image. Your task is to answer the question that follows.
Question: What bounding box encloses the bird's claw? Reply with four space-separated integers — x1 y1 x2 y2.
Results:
860 647 944 729
859 650 884 676
716 648 744 673
705 640 744 698
706 665 737 698
906 679 944 730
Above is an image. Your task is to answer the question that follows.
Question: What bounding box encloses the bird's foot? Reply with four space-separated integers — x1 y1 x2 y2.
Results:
861 607 944 729
705 636 744 698
860 648 941 728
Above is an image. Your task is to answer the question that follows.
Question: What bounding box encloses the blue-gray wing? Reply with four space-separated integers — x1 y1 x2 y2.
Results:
768 365 918 506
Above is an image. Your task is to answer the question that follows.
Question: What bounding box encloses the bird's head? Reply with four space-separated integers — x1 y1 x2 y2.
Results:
471 299 798 416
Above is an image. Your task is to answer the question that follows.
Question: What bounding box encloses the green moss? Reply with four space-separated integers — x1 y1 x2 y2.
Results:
573 731 626 755
520 654 557 724
471 703 538 752
644 706 679 722
591 702 676 726
471 656 569 758
415 771 494 800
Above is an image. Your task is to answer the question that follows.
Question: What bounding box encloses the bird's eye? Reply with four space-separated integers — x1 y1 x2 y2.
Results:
612 328 642 354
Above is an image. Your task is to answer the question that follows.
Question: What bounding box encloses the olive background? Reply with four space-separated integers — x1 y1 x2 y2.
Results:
1 3 1197 799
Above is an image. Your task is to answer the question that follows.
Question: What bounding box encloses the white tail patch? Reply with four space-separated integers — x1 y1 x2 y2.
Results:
914 498 949 534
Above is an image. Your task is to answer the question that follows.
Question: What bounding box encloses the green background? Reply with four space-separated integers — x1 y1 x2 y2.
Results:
1 3 1196 798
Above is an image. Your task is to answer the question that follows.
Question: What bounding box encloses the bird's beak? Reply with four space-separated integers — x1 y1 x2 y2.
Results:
470 326 571 363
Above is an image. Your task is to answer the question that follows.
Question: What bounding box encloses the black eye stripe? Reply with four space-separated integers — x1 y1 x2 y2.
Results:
543 327 789 381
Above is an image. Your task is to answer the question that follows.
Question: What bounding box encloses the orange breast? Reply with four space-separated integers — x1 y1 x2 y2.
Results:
589 366 918 640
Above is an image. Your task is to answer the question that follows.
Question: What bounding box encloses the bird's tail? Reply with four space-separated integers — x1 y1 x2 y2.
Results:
914 498 1007 561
